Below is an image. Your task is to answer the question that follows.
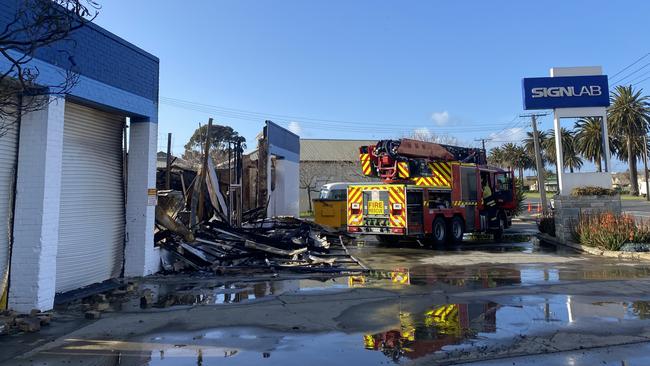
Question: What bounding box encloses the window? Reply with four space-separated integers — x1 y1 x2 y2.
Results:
461 167 477 200
495 173 510 192
320 189 347 200
329 189 347 201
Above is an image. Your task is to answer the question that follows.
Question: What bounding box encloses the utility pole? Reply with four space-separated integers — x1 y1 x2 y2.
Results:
474 138 490 164
521 113 548 215
643 135 650 201
474 138 488 152
197 118 213 222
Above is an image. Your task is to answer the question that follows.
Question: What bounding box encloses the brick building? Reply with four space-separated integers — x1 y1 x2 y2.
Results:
0 1 159 312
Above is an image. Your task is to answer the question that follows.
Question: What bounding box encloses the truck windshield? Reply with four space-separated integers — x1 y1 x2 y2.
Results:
320 189 346 200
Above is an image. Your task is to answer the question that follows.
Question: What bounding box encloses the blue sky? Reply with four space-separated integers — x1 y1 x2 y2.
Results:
95 1 650 171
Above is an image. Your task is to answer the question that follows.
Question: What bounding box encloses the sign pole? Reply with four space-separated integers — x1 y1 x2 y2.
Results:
552 111 564 194
643 135 650 201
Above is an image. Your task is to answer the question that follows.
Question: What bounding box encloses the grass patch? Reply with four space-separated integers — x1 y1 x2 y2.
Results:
621 194 646 201
525 192 646 201
524 191 541 199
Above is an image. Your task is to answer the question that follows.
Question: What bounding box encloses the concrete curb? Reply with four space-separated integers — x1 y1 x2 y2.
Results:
537 233 650 261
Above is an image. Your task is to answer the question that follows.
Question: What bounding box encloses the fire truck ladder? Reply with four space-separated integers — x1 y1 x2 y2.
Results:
364 139 486 182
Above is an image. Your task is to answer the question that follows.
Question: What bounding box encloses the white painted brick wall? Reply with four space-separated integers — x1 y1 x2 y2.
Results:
125 120 158 276
9 97 65 312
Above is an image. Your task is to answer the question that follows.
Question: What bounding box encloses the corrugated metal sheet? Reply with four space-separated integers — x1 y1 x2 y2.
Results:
300 139 376 162
56 102 125 293
0 114 18 308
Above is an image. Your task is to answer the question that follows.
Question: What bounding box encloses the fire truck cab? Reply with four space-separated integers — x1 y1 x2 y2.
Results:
347 140 516 245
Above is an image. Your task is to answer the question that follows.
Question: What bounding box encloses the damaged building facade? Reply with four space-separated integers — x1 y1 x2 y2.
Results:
242 121 300 218
0 2 159 312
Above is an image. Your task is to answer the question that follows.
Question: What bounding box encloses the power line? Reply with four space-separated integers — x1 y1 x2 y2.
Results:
160 96 522 129
610 52 650 79
610 61 650 85
159 96 524 134
633 74 650 87
624 68 650 85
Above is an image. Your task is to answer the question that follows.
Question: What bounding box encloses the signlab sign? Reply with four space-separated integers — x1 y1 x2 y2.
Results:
522 75 610 110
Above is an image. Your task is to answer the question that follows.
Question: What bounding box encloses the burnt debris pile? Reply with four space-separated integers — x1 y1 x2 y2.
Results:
156 216 365 274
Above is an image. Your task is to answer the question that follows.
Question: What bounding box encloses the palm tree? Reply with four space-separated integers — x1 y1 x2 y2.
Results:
574 117 604 172
487 146 505 167
522 130 549 172
608 85 650 195
523 130 549 158
564 150 583 173
501 143 532 183
543 128 582 173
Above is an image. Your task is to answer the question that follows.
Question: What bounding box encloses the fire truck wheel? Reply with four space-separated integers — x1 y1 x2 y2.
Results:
432 217 447 246
448 216 464 243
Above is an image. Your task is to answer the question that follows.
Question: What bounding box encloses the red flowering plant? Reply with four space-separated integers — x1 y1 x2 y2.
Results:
573 212 650 251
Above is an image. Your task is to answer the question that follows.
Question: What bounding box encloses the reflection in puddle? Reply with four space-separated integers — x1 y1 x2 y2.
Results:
85 262 650 313
363 303 497 363
36 298 650 366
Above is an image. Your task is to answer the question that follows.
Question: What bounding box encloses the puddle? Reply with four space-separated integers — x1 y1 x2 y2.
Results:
31 297 650 365
57 261 650 314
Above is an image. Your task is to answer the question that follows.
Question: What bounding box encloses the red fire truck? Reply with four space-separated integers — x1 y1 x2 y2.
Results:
347 139 516 244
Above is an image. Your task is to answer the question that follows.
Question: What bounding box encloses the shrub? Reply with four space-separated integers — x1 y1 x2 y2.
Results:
571 186 617 197
572 212 650 251
537 215 555 236
512 178 526 216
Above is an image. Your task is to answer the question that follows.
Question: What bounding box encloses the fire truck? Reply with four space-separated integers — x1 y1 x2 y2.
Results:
347 139 516 244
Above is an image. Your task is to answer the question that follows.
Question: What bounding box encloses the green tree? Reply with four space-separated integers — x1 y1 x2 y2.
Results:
574 117 613 172
608 85 650 195
542 128 582 172
564 149 583 173
487 146 505 167
522 130 549 171
523 130 549 158
183 124 246 165
501 143 533 183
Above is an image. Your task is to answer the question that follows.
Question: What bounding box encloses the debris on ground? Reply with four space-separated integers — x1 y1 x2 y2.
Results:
156 216 366 275
153 123 367 275
0 309 53 334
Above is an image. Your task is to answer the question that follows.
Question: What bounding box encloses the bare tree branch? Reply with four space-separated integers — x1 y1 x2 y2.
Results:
0 0 99 137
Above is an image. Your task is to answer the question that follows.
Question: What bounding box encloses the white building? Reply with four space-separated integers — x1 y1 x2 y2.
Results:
0 3 159 312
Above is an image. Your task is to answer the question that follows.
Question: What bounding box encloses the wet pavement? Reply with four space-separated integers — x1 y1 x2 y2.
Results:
6 222 650 365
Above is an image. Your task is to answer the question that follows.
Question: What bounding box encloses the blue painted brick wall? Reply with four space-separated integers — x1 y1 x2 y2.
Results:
0 0 159 102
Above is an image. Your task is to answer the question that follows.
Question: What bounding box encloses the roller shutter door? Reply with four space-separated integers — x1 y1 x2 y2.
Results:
0 116 18 307
56 102 125 293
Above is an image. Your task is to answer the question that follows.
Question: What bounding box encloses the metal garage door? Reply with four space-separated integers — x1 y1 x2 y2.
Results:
56 102 125 293
0 117 18 308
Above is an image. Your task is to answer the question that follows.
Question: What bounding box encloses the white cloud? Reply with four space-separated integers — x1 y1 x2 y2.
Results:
288 121 302 135
486 127 527 148
431 111 450 126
